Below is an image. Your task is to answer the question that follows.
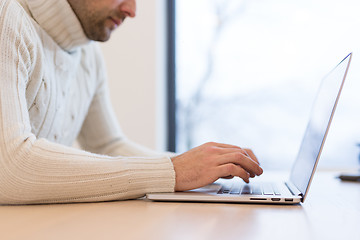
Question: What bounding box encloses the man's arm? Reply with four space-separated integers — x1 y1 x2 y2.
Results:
0 1 174 204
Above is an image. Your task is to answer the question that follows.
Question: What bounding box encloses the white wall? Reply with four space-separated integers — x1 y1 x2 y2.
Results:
100 0 167 151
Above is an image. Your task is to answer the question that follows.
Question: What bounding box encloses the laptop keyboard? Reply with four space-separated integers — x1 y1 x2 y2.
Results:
218 182 281 196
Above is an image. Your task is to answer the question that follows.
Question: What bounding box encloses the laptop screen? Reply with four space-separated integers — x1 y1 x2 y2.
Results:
289 53 351 199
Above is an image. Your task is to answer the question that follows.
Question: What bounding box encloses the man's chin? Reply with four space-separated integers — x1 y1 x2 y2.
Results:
86 30 112 42
96 34 111 42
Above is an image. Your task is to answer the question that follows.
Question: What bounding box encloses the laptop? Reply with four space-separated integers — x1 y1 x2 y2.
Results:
147 53 352 204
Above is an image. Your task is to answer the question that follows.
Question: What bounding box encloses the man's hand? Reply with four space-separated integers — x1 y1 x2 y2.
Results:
171 142 263 192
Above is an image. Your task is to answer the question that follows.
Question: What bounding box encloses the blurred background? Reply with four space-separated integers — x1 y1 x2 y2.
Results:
175 0 360 170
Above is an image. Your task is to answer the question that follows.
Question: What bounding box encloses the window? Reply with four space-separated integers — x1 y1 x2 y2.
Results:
172 0 360 169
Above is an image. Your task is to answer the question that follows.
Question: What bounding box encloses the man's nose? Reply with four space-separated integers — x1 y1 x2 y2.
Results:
119 0 136 18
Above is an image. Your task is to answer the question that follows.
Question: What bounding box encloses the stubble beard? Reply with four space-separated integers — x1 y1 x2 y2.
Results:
83 15 111 42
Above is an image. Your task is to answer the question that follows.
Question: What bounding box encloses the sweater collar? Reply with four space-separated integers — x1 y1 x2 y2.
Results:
26 0 90 52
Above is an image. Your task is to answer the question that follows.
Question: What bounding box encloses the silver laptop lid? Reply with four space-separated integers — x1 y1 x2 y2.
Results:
289 53 352 202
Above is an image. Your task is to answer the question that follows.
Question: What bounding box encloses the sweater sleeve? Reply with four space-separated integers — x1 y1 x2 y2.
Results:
0 0 175 205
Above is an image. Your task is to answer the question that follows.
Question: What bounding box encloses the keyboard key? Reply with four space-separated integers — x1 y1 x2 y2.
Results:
273 185 281 195
262 184 275 195
230 185 241 194
241 185 251 194
251 186 263 195
218 184 232 194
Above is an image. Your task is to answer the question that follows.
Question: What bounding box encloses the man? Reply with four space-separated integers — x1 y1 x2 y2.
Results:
0 0 263 204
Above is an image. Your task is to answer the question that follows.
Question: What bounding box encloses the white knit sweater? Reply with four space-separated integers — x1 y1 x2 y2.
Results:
0 0 175 204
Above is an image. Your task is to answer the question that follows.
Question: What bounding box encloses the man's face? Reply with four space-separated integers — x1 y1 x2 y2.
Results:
67 0 136 42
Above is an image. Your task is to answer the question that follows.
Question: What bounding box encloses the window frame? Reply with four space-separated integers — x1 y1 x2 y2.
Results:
166 0 176 152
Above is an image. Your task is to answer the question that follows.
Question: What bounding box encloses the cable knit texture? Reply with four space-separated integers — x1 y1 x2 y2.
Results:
0 0 175 204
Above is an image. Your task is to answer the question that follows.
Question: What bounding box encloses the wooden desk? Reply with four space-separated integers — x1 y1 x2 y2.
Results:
0 171 359 240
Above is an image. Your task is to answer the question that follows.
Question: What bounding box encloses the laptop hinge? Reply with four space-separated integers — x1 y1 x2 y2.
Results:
285 181 303 199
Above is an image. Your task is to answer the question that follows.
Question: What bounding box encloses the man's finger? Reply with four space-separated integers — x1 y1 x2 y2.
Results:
214 147 249 156
218 164 250 183
212 145 260 165
243 148 259 164
208 142 242 149
217 152 263 176
221 175 235 179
